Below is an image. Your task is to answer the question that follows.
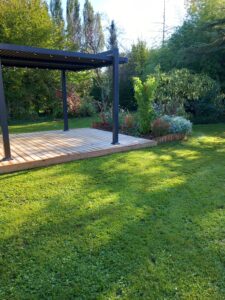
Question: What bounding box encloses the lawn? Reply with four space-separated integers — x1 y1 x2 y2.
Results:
8 116 97 134
0 124 225 299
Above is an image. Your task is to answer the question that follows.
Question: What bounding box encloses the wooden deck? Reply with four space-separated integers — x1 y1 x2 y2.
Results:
0 128 156 174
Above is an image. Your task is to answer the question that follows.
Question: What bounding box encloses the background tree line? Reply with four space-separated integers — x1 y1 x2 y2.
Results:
0 0 224 123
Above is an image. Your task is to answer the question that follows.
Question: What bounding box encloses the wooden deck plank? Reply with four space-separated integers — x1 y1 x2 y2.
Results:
0 128 157 174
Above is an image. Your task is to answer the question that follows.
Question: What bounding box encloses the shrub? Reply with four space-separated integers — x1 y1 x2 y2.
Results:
154 68 221 117
67 91 81 116
93 109 138 135
98 106 113 126
123 113 135 129
188 97 225 124
162 115 192 135
121 113 139 136
98 106 129 126
68 92 96 117
151 118 170 137
78 96 96 117
133 76 157 134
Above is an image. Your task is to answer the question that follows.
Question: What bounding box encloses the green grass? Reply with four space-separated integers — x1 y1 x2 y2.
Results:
0 124 225 299
8 116 97 134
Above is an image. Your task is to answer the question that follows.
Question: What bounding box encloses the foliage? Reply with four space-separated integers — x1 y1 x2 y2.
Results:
0 0 61 48
50 0 64 27
129 40 150 80
1 124 225 298
123 113 136 129
82 0 104 53
67 90 96 117
162 115 193 135
145 0 225 93
133 76 157 134
107 20 118 50
187 0 225 21
66 0 82 50
151 118 170 137
0 0 65 120
120 40 150 110
120 113 138 136
78 96 96 117
98 107 127 127
188 96 225 124
93 104 136 134
67 71 94 98
67 90 82 116
92 19 119 111
3 68 60 119
154 68 221 117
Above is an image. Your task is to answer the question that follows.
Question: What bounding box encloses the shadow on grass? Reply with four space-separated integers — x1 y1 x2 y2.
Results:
0 124 225 299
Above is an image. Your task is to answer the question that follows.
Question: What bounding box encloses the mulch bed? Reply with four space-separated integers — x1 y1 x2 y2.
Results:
92 122 112 132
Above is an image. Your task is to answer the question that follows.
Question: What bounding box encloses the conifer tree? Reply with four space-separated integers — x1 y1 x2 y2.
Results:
108 20 118 50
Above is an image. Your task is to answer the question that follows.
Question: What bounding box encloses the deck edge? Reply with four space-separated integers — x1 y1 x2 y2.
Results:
0 140 157 174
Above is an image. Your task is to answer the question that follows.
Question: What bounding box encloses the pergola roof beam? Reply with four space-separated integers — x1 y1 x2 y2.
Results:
0 44 127 72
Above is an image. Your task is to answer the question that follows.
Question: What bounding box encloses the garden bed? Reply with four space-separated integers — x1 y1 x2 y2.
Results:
92 122 188 144
92 121 112 132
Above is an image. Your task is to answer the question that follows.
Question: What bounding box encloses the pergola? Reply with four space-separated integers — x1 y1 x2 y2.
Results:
0 43 127 161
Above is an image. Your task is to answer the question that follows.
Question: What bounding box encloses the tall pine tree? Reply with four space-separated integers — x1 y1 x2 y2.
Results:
66 0 81 50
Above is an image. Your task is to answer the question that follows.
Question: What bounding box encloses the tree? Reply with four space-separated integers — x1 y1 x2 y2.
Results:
129 40 150 80
154 68 220 115
92 12 105 53
0 0 62 119
66 0 81 50
82 0 95 52
186 0 225 21
108 20 118 50
0 0 57 47
143 0 225 92
119 40 150 110
82 0 104 53
96 20 118 106
50 0 64 26
82 0 106 108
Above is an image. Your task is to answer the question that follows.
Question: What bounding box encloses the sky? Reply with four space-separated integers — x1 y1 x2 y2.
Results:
58 0 187 50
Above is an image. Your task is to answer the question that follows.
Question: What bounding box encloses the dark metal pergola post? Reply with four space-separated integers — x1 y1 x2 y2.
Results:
0 59 11 160
112 48 119 144
61 70 69 131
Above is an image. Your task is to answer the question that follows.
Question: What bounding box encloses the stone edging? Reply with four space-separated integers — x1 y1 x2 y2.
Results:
154 133 186 143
